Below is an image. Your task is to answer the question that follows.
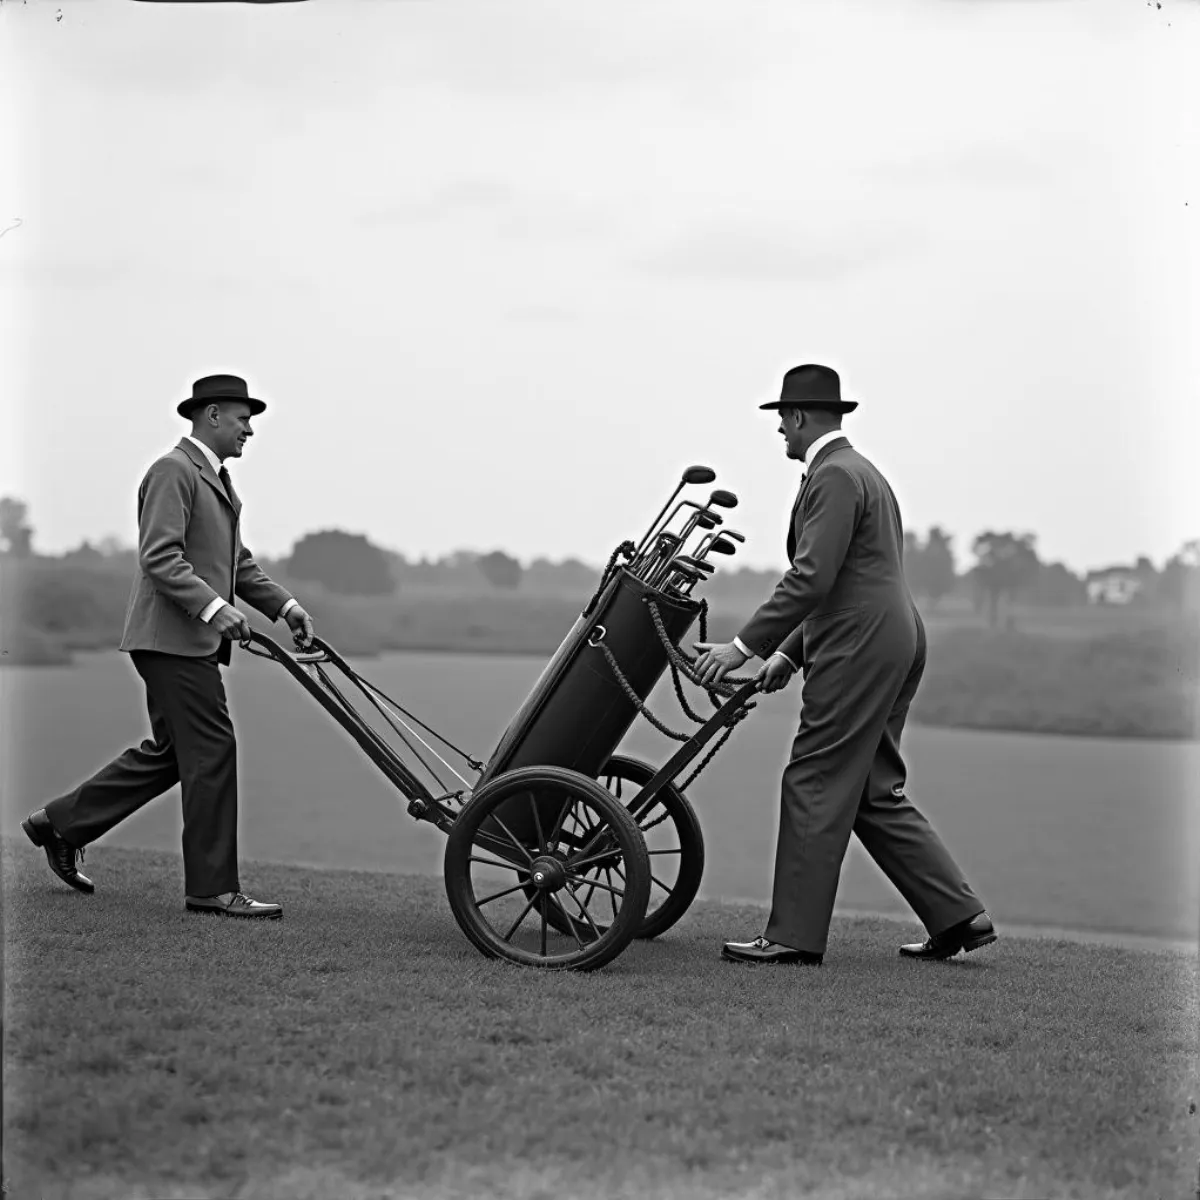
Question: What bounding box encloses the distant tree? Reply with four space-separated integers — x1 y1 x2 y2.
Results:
1027 560 1085 608
477 550 523 590
903 527 956 609
0 496 34 557
61 540 104 565
902 530 926 596
286 529 395 596
1158 539 1200 612
970 531 1041 627
922 526 957 609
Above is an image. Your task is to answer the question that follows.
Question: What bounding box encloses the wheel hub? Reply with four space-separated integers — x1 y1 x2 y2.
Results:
528 855 568 893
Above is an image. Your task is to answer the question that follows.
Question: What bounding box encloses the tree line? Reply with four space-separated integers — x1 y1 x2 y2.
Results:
2 496 1197 620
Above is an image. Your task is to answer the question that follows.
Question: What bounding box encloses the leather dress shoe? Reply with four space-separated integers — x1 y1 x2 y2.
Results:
899 912 997 960
721 936 822 965
185 892 282 919
22 809 94 894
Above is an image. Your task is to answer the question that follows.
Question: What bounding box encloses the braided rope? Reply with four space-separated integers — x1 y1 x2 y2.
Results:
581 541 637 618
593 640 692 742
645 600 758 693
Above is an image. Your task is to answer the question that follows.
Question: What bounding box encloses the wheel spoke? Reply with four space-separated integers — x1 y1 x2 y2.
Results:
500 893 540 943
539 895 548 957
564 874 625 899
528 791 548 854
647 848 683 856
547 791 573 846
650 872 674 896
563 881 603 938
605 867 618 921
490 813 535 865
473 831 528 865
565 843 620 872
475 881 530 908
548 895 586 950
468 854 525 873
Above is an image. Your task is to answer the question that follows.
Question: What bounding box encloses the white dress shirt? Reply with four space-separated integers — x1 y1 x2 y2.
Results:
732 430 850 672
182 435 297 626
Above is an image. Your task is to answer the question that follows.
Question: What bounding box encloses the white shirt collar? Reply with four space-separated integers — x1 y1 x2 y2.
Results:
803 429 849 472
184 434 224 475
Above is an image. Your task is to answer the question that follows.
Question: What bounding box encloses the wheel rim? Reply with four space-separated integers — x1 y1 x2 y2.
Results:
601 764 686 921
445 769 649 969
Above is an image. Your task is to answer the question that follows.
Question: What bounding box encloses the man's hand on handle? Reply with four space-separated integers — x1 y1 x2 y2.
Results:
211 603 252 645
284 604 315 648
756 654 796 694
692 641 750 687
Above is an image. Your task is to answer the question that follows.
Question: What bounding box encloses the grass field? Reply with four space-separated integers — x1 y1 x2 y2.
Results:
3 841 1197 1200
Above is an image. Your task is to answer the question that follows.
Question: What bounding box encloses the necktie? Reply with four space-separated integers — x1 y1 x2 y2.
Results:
218 467 234 505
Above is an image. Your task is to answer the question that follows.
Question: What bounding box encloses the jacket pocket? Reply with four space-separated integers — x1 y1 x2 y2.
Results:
806 604 861 624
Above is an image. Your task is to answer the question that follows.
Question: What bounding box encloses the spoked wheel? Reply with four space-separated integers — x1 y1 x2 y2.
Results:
443 766 651 971
599 755 705 940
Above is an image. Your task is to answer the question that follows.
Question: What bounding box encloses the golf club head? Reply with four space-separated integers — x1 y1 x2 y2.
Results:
710 489 739 509
709 538 737 556
719 530 746 543
695 512 721 530
682 465 717 485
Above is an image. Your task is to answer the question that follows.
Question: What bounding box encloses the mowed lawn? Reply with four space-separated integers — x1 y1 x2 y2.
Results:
3 841 1197 1200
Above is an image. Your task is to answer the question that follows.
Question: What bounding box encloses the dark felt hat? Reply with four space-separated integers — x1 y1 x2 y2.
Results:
178 374 267 418
759 364 857 412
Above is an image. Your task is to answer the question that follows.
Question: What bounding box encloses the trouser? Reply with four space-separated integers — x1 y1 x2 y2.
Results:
763 612 983 955
44 650 240 897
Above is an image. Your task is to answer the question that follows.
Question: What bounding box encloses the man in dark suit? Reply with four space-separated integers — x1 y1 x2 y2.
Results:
22 374 314 920
694 364 995 964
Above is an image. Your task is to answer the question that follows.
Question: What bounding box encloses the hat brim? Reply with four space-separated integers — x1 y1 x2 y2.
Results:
759 398 857 412
178 396 267 418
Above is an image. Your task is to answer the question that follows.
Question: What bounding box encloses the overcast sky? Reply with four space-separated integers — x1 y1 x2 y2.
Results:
3 0 1197 575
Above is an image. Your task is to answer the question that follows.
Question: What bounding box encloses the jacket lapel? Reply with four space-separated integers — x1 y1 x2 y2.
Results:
786 435 850 559
176 439 239 517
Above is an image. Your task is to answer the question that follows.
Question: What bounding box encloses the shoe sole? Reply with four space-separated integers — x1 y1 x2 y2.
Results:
185 904 283 920
962 932 998 954
21 817 44 847
720 948 806 964
901 931 998 960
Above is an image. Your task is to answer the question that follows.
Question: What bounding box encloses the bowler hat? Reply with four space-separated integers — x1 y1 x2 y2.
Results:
177 374 267 418
759 364 857 413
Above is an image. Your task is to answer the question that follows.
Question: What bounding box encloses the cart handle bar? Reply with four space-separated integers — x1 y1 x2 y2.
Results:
238 630 457 827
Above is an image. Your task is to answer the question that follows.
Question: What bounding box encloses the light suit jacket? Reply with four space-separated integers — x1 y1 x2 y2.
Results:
737 436 914 665
119 439 293 661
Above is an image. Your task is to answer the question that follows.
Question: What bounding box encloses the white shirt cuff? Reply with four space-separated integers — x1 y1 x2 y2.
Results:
733 636 754 659
199 597 227 623
773 650 798 673
279 598 297 619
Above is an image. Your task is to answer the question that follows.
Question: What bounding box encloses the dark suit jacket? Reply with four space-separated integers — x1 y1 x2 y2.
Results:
738 436 913 664
118 439 293 659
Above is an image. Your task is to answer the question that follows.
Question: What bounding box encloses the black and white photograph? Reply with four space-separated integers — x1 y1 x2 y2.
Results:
1 0 1197 1197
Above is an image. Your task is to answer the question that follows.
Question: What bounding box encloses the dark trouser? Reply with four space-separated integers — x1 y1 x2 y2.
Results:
764 607 983 955
44 650 240 897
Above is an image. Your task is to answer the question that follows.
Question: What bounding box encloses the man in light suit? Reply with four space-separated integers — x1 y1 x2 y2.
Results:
22 374 314 920
695 364 995 964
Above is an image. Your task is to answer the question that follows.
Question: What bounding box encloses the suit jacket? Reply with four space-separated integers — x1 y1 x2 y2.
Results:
119 439 293 660
738 436 914 664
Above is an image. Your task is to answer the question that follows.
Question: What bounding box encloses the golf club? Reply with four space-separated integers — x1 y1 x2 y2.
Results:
637 531 681 584
673 489 738 555
635 509 719 580
697 535 738 566
654 553 714 591
632 465 717 564
645 495 728 563
695 528 745 560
